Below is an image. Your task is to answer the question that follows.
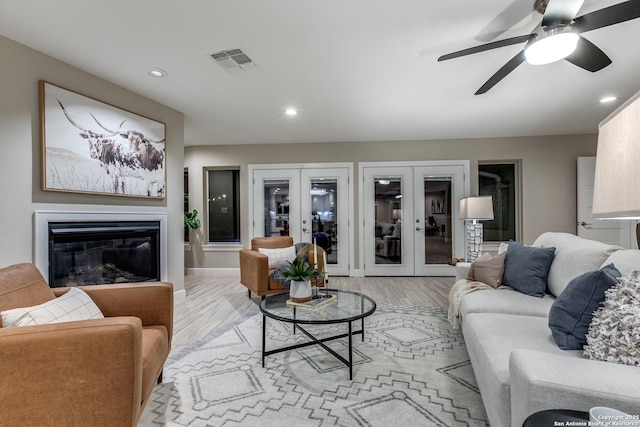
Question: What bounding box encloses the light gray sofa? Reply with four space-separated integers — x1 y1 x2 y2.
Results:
455 232 640 427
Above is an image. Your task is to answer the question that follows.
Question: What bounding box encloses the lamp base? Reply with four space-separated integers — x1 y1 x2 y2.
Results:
465 222 484 262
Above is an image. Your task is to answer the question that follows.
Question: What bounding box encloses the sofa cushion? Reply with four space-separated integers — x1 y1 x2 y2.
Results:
467 252 506 288
462 313 583 427
140 325 170 405
601 249 640 276
502 241 555 297
1 287 104 327
548 264 621 350
533 232 621 297
459 288 555 319
258 245 296 269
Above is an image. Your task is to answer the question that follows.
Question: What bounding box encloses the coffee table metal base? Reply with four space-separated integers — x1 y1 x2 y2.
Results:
261 316 365 380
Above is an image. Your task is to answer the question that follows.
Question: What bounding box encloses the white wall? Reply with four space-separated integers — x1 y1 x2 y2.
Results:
0 35 185 293
185 134 598 271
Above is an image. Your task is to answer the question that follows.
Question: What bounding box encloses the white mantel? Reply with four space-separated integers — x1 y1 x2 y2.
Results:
34 210 168 283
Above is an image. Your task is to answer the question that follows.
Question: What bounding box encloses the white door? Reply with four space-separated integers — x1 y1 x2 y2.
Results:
301 168 350 275
363 167 414 276
251 164 352 276
362 162 468 276
577 156 636 248
414 166 466 276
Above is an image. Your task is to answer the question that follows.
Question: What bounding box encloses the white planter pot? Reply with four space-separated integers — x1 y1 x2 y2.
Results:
289 280 312 303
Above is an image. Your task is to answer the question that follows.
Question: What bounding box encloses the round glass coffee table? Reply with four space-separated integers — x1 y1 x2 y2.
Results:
260 288 376 379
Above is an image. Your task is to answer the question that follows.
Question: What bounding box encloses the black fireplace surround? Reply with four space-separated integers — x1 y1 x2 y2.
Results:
48 221 160 287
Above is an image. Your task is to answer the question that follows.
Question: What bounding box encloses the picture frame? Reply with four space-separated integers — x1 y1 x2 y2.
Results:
431 198 447 214
40 80 166 198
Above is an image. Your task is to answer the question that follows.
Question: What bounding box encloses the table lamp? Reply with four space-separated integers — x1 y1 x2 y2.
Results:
460 196 494 262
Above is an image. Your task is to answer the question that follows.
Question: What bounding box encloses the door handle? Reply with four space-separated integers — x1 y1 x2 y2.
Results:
302 227 308 232
579 221 593 227
416 226 423 231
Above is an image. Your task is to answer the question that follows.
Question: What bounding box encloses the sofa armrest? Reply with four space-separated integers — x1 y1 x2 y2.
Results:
0 317 143 426
455 262 472 282
239 249 269 293
52 281 173 343
510 349 640 426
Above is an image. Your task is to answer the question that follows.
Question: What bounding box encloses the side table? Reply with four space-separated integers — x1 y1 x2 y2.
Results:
523 409 589 426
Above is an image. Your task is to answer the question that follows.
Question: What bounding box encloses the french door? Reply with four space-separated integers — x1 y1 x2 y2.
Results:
361 161 468 276
250 164 352 276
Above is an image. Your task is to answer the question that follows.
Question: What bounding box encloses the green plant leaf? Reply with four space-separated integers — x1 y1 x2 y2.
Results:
184 209 201 229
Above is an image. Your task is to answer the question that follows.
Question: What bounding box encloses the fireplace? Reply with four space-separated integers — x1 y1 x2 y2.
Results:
34 211 168 286
48 221 160 287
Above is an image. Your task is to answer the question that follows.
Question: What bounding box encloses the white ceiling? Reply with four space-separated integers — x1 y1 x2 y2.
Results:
1 0 639 146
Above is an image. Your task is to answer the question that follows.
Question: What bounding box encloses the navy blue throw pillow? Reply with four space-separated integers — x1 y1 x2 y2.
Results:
502 241 555 297
548 263 621 350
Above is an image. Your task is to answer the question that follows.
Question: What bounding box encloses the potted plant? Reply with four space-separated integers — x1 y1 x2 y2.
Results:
184 209 201 230
278 257 323 302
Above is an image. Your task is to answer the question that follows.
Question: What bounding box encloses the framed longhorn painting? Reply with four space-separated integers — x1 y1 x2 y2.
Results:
40 80 166 198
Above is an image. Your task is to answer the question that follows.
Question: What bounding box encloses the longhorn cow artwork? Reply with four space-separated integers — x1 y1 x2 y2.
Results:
40 81 166 198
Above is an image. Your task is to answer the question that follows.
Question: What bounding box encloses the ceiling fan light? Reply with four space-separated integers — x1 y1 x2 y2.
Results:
524 28 579 65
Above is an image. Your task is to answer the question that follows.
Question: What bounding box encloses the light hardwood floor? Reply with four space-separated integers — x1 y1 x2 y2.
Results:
172 275 455 354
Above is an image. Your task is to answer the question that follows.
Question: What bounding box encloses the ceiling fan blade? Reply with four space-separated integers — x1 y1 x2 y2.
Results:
573 1 640 33
564 36 612 72
438 34 533 61
542 0 585 26
475 50 526 95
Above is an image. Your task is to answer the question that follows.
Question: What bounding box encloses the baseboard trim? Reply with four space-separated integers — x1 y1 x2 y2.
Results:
174 288 186 303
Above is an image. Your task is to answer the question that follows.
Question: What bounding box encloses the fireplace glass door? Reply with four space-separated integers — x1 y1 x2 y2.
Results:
48 221 160 287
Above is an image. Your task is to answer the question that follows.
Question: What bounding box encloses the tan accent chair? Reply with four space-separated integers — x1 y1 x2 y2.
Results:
0 263 173 427
239 237 325 298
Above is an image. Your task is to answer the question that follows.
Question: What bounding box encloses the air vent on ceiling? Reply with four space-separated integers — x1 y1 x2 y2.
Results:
211 48 255 73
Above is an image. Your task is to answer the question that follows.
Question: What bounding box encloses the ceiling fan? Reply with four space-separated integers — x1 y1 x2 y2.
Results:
438 0 640 95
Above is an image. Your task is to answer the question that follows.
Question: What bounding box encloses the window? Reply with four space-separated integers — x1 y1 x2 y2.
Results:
207 169 240 243
478 162 520 243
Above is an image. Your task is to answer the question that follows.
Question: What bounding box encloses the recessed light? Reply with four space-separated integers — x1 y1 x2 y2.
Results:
147 68 167 77
285 108 298 116
600 96 617 103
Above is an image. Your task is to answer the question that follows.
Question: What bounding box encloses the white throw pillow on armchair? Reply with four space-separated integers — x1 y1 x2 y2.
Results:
1 287 104 327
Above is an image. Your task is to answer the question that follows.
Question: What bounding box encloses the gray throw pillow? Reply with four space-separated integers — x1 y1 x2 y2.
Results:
502 241 555 297
549 263 621 350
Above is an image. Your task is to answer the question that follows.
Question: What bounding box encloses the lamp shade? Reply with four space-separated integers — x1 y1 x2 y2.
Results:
459 196 494 220
593 89 640 219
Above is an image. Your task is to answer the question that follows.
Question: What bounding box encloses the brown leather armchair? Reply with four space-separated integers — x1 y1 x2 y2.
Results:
0 263 173 427
239 237 325 298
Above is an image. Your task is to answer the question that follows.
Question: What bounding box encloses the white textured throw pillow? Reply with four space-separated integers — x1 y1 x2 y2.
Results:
258 246 297 269
583 273 640 366
1 287 104 327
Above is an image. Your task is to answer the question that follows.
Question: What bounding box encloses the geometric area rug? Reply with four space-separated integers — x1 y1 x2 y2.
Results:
139 304 489 426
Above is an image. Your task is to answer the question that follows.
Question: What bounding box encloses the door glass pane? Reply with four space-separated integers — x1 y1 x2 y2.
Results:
424 179 452 264
263 179 290 237
374 177 402 265
310 178 338 264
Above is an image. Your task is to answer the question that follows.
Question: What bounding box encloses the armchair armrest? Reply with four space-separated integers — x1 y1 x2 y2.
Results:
0 317 143 426
239 249 269 293
510 349 640 427
52 281 174 343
